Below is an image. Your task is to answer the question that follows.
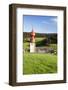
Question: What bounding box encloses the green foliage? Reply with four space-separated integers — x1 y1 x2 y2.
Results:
23 53 57 74
23 32 57 44
36 38 51 47
23 42 29 49
50 44 57 55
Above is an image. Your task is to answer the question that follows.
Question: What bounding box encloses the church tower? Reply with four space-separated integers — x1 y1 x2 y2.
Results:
30 28 36 53
30 29 35 43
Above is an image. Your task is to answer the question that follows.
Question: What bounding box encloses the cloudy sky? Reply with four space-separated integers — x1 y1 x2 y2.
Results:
23 15 57 33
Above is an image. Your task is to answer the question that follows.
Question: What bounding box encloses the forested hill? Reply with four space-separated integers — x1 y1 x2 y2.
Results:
23 32 57 38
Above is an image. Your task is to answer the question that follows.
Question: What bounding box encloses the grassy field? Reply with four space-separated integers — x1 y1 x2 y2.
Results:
23 37 57 74
23 53 57 74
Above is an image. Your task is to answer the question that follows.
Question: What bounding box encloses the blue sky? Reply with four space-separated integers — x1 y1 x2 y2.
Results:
23 15 57 33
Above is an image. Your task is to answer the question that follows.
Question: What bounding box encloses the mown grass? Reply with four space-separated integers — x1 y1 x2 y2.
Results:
23 53 57 74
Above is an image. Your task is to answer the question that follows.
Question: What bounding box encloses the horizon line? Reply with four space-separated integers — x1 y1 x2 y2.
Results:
23 31 57 34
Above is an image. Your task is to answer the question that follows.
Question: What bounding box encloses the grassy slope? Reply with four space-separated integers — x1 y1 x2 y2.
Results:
23 53 57 74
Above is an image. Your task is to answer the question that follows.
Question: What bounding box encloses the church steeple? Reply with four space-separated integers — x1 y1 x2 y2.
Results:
30 28 35 43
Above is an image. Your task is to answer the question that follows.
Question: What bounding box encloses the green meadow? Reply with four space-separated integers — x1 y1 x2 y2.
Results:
23 53 57 74
23 36 57 74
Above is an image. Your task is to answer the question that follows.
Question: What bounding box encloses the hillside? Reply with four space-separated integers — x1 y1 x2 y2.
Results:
23 32 57 37
23 32 57 44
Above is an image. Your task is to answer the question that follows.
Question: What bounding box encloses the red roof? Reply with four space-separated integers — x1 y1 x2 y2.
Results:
31 30 35 36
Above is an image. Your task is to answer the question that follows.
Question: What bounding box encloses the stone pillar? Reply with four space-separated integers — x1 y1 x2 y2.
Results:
30 29 35 53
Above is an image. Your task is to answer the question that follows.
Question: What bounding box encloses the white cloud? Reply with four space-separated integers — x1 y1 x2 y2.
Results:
41 17 57 25
51 18 57 23
42 21 49 24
